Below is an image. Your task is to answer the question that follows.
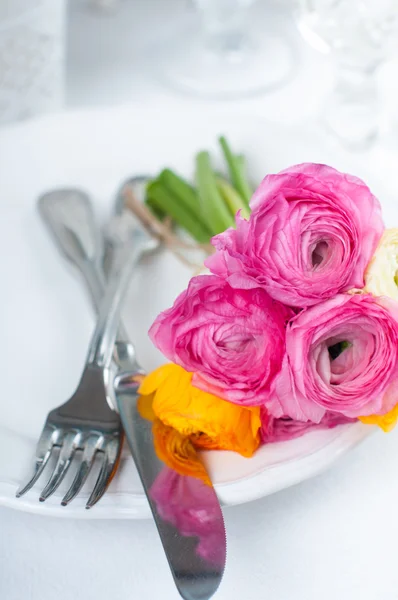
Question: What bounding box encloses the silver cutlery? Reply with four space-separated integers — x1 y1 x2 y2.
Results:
19 186 227 599
17 189 155 507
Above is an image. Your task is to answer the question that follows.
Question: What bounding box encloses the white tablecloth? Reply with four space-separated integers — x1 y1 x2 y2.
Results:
3 1 398 599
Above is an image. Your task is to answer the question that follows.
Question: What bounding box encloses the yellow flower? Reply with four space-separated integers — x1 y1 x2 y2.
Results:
365 229 398 300
359 379 398 432
152 419 211 486
138 363 261 458
359 404 398 432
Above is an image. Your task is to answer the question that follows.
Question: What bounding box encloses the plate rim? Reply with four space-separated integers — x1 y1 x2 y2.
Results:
0 421 371 519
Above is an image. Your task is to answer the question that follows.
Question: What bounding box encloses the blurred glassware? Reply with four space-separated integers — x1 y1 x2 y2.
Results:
296 0 398 149
158 0 296 99
0 0 66 125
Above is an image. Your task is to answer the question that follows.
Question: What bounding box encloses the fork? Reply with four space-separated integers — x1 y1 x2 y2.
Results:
16 189 156 508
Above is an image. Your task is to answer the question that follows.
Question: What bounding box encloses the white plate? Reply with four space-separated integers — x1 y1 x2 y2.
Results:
1 105 392 519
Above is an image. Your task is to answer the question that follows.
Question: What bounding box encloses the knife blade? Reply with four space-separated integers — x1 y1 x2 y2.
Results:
113 342 226 600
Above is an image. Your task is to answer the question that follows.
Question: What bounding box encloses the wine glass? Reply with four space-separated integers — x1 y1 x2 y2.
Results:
296 0 398 149
157 0 296 99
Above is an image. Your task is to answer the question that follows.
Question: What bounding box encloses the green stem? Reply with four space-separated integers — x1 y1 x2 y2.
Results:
196 151 235 235
219 136 253 206
216 177 250 220
146 180 211 243
158 169 200 216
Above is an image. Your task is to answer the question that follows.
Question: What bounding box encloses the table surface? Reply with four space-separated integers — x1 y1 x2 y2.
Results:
3 1 398 599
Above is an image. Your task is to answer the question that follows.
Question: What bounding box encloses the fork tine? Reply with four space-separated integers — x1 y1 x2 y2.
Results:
16 425 60 498
85 435 122 509
60 436 99 506
39 431 80 502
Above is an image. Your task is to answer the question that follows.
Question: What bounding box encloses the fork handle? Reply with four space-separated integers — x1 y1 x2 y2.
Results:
86 231 149 368
80 260 129 342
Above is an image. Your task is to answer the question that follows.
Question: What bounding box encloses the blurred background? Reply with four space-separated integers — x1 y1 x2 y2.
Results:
3 3 398 600
2 0 398 150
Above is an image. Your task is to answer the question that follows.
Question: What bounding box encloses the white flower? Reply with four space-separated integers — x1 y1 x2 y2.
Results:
365 229 398 300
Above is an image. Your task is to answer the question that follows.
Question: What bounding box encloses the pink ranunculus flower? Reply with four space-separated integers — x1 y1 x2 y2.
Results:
149 274 293 406
205 163 384 308
260 409 355 443
269 294 398 423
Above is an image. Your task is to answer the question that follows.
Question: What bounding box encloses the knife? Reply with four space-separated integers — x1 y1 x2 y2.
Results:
109 184 226 600
113 342 226 600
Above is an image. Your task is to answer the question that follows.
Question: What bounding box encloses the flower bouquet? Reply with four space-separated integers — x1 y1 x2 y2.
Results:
138 162 398 485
